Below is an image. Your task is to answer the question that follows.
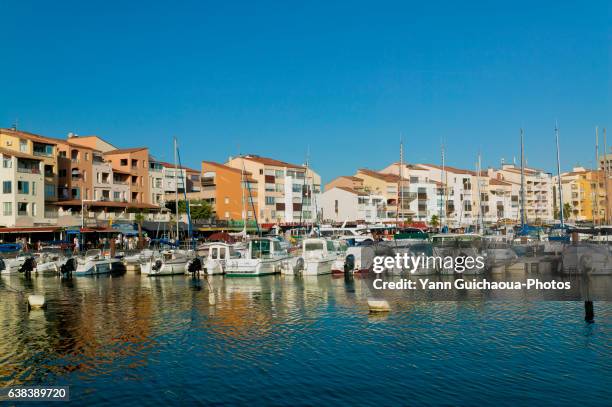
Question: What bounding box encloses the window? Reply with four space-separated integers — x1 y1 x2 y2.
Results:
3 181 11 194
265 196 275 205
17 181 29 194
224 197 229 204
275 170 284 178
2 155 11 168
275 184 283 192
292 184 301 193
3 202 12 216
114 191 121 200
84 152 89 161
19 139 27 152
120 159 128 166
45 184 55 198
59 169 67 177
32 181 36 196
18 202 27 216
224 211 230 218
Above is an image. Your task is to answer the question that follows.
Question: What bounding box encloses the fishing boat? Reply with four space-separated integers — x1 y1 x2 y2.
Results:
196 242 246 275
74 249 125 276
285 238 337 276
140 249 195 276
224 237 291 277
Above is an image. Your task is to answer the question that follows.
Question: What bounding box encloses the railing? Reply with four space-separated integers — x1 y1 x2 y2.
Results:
17 167 40 174
33 151 53 157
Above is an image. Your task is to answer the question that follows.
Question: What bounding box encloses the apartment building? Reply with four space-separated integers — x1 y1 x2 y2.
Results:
553 167 607 223
225 155 321 225
320 186 385 223
0 128 58 211
379 164 443 223
325 176 365 191
67 136 151 205
489 164 554 223
0 148 46 227
201 161 258 221
148 159 164 206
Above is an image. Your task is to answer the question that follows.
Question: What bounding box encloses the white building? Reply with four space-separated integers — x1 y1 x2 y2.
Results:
320 186 385 223
148 159 164 205
0 149 47 227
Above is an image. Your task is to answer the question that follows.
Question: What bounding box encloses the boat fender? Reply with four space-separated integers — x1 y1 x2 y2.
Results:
293 257 304 274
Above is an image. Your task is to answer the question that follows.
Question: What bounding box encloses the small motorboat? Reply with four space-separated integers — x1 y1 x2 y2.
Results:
74 249 126 276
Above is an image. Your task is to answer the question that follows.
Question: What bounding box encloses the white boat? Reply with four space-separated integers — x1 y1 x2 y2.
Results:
0 254 33 275
33 251 69 276
318 225 374 244
224 237 291 277
560 244 612 275
198 242 244 275
74 249 125 276
140 249 195 276
431 233 484 275
285 238 337 276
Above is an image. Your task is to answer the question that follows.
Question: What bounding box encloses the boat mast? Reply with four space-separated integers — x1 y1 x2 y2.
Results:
240 151 247 236
604 128 609 225
477 152 484 234
440 142 445 231
595 127 601 227
520 129 526 229
174 136 179 241
555 121 564 227
396 137 403 227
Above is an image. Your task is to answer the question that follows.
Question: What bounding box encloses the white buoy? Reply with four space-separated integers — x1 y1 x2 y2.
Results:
368 299 390 313
28 295 45 309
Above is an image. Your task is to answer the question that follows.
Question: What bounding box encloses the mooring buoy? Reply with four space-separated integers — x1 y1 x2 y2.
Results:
368 299 390 312
28 295 45 310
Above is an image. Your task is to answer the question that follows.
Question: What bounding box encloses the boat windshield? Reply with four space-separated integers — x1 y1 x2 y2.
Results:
305 242 324 251
85 249 102 257
251 239 271 259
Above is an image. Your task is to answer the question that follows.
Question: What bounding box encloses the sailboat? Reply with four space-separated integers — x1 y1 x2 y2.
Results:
141 137 196 276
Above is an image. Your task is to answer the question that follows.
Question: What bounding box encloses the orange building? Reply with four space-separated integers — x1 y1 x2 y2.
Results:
201 161 258 221
103 148 150 204
54 139 95 201
67 136 151 205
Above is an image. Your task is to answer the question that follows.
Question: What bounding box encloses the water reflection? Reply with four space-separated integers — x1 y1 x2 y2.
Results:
0 273 610 405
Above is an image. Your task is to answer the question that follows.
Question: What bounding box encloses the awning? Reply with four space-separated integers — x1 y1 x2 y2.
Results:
0 226 61 233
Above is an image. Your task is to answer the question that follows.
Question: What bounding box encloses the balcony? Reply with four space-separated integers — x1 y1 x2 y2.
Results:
17 167 40 174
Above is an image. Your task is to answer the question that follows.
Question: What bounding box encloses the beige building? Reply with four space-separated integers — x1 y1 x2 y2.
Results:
226 155 321 225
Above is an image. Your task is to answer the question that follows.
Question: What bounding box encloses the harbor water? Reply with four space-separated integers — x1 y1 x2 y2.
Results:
1 273 610 405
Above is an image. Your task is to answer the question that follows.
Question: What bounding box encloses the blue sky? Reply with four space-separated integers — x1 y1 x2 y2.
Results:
1 0 610 182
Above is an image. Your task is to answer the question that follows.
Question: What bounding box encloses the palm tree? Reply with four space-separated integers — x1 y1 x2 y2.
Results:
430 214 440 228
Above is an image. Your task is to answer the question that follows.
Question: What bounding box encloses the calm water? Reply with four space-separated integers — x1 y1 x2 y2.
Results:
0 273 610 406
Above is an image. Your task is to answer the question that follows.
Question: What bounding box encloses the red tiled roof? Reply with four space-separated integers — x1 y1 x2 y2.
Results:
418 163 477 176
202 161 254 176
334 186 368 196
0 128 58 145
104 147 148 155
158 161 199 173
489 178 512 186
356 168 401 182
241 155 304 170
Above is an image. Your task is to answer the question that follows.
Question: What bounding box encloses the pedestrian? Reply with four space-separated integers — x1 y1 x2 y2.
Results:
73 236 80 254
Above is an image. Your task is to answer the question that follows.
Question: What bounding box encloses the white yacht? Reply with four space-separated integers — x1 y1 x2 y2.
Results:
140 249 195 276
285 238 337 276
224 237 291 277
74 249 125 276
198 242 243 275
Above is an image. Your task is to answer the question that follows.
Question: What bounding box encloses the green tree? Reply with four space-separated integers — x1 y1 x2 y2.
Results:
430 214 440 228
563 203 572 220
166 200 213 220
